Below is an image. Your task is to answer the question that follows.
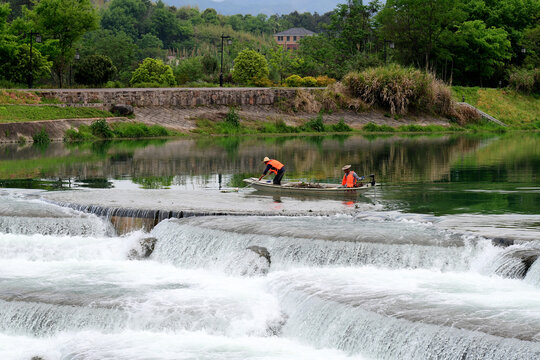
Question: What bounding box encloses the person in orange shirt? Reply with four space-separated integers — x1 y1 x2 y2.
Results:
259 156 286 185
341 164 364 188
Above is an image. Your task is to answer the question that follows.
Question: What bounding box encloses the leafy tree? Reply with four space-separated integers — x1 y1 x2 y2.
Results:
451 20 512 85
80 29 137 79
202 54 218 74
174 56 204 84
267 45 296 82
101 0 150 40
28 0 99 87
377 0 466 69
74 55 117 86
149 2 193 49
130 58 176 86
137 33 165 61
521 25 540 68
232 49 269 85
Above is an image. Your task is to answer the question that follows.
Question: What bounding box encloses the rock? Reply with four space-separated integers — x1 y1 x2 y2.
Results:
492 238 515 247
110 104 134 116
128 237 157 260
247 245 271 265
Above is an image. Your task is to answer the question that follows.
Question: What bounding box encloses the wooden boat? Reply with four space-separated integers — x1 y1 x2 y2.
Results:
243 175 375 196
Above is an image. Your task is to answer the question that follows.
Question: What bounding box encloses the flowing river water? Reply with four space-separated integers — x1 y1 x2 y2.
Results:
0 134 539 359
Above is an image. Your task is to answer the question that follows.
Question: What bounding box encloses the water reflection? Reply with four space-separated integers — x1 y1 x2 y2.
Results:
0 134 539 215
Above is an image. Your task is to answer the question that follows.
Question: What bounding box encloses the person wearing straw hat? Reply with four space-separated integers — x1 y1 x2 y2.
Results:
341 165 364 188
259 157 286 185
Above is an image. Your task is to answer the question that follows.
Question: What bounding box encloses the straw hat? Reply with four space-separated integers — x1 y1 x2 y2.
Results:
263 157 270 162
342 164 352 171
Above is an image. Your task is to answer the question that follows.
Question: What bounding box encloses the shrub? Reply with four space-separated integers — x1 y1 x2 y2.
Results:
363 123 395 132
202 54 218 75
252 77 274 87
508 68 538 94
74 55 117 86
302 76 318 87
329 119 352 132
293 89 322 113
343 64 454 116
32 128 50 145
175 57 205 84
90 119 114 138
64 127 95 142
301 114 325 132
232 50 269 85
105 81 124 88
130 58 176 87
224 107 240 127
111 122 171 138
285 75 303 87
316 76 337 87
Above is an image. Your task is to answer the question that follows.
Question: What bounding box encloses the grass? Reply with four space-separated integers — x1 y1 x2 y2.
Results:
0 105 113 123
452 87 540 128
64 120 176 142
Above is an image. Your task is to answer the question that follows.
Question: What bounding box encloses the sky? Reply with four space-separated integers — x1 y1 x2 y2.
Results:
166 0 344 15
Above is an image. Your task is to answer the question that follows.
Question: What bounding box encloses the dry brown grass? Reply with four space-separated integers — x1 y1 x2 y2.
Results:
451 103 482 126
343 65 455 117
292 89 322 113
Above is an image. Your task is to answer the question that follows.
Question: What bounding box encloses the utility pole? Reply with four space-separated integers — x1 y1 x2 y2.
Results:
219 34 232 87
26 32 41 89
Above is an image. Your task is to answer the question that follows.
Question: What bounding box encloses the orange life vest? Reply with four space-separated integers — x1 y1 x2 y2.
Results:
342 171 357 188
267 159 284 174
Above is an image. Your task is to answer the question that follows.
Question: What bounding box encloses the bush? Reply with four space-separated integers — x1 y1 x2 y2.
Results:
285 75 303 87
64 127 95 142
32 128 50 145
329 119 352 132
252 77 274 87
74 55 117 86
175 57 205 84
508 68 539 94
202 54 218 75
224 107 240 127
302 76 318 87
90 119 114 138
343 64 454 116
130 58 176 87
232 50 269 85
301 114 325 132
105 81 124 88
363 123 395 132
316 76 337 87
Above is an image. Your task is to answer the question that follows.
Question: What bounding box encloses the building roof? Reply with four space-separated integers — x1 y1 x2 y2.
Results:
274 28 316 37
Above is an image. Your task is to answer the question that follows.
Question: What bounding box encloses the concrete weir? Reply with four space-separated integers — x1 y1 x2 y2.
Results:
42 189 363 233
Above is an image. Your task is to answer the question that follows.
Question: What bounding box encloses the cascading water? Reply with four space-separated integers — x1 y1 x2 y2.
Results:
0 193 539 360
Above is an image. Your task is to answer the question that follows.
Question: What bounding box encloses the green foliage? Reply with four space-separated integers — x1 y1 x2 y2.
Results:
302 76 318 87
224 107 240 127
90 119 114 138
111 122 171 138
64 126 95 142
130 58 176 86
32 128 50 145
259 119 299 133
329 119 352 132
74 55 117 86
301 114 325 132
201 54 218 74
508 68 539 94
284 75 303 87
29 0 99 87
0 105 113 122
174 57 204 84
232 49 269 85
363 123 396 132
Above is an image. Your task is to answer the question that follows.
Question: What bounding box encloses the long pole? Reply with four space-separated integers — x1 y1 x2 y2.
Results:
219 34 224 87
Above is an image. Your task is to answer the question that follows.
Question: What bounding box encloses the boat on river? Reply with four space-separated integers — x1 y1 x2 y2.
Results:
243 175 375 196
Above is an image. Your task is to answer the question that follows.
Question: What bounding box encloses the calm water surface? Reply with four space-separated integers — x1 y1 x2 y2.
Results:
0 133 538 215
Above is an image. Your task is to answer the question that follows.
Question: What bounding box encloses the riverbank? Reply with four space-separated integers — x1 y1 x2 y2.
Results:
0 87 536 143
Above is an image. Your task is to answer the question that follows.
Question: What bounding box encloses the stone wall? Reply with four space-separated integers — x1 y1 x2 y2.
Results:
36 88 300 107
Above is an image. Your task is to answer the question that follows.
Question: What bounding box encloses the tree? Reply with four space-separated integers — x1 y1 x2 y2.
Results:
130 58 176 86
137 34 165 61
29 0 99 87
267 45 296 82
232 49 269 85
101 0 150 40
451 20 512 85
80 30 137 81
74 55 117 86
149 2 193 49
521 25 540 68
377 0 466 69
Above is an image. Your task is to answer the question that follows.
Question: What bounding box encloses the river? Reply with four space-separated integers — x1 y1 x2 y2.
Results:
0 133 539 359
